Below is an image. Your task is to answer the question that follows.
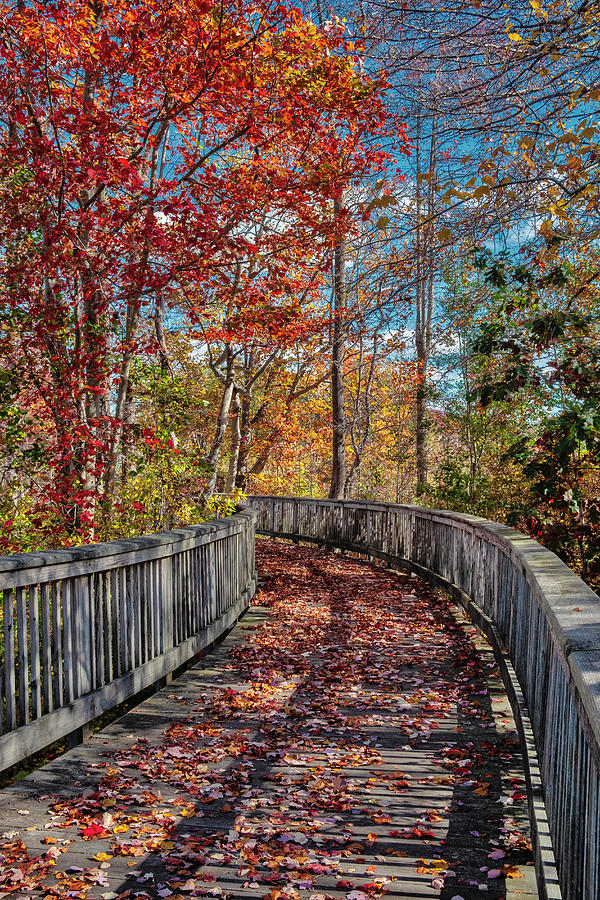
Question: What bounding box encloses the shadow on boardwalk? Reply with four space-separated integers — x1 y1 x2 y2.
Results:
0 540 537 899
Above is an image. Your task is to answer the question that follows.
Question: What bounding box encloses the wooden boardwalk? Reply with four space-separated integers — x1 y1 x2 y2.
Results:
0 541 537 899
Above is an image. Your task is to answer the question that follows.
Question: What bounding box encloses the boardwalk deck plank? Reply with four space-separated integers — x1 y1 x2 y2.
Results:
0 544 537 900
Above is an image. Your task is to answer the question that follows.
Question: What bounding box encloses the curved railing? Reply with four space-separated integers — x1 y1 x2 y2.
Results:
0 508 257 773
247 495 600 900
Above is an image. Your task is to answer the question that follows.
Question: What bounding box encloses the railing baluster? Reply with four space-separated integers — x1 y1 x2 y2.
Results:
3 588 16 731
109 568 119 677
119 566 129 673
126 566 136 670
29 584 41 720
51 582 63 709
184 550 191 639
102 571 111 683
87 575 96 692
95 572 105 688
133 564 142 667
16 586 29 725
62 578 75 702
150 559 159 657
40 583 52 714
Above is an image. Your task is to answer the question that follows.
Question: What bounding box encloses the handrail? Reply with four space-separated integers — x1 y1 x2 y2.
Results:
247 495 600 900
0 508 257 772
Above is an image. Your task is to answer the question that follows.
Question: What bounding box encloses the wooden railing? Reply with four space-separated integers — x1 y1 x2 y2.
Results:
0 508 257 773
247 495 600 900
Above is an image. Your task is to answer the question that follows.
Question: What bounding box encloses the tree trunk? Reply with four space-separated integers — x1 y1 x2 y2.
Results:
329 195 347 499
205 349 235 498
102 284 144 517
249 446 271 479
235 392 252 491
414 109 437 499
225 390 241 494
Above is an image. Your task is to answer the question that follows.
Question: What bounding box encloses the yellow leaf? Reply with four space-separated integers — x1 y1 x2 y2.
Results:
503 864 524 878
530 0 541 7
180 807 196 818
508 32 523 41
93 852 113 862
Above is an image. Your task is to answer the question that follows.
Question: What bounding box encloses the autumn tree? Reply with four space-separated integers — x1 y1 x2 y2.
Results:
0 0 385 543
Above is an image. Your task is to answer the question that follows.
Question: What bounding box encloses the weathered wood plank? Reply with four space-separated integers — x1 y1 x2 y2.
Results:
74 575 90 697
142 562 149 662
94 572 105 688
50 581 62 710
132 563 142 668
118 565 129 673
126 565 136 671
16 586 29 726
3 589 16 732
160 556 170 651
192 545 199 634
184 549 191 638
28 584 41 720
101 570 111 683
150 559 158 657
172 552 180 645
109 567 119 678
40 582 52 715
62 578 75 703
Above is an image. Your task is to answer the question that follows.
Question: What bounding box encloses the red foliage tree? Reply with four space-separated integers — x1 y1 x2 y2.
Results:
0 0 387 540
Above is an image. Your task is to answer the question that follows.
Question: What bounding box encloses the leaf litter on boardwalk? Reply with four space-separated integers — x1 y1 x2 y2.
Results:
0 541 532 898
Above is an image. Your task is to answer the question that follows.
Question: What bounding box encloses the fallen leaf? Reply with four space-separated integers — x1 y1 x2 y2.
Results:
503 864 524 878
